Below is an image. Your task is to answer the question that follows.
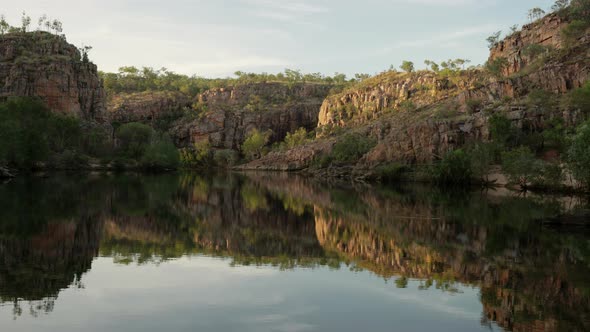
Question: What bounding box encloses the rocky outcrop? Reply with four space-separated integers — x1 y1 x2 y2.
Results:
0 32 106 122
318 71 483 128
489 13 568 76
171 82 333 149
108 91 191 126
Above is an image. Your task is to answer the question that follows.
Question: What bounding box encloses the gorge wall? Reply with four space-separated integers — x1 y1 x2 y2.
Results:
171 82 333 149
0 32 107 122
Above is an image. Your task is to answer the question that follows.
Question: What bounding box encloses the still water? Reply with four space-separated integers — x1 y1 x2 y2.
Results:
0 172 588 332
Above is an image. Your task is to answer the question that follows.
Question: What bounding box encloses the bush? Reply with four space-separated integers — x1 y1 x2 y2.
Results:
140 134 180 170
180 140 212 167
0 97 51 169
489 114 515 147
501 147 541 189
561 20 589 47
52 150 89 169
431 149 472 185
214 149 239 167
116 122 154 159
242 129 272 160
468 143 496 182
330 133 376 165
284 128 308 149
567 81 590 114
485 57 508 77
376 163 408 183
466 99 483 114
532 161 564 189
567 120 590 188
527 89 556 109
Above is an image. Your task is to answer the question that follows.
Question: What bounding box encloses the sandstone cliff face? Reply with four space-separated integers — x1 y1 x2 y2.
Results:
489 13 567 76
108 91 191 127
318 71 483 128
0 32 106 122
172 82 332 149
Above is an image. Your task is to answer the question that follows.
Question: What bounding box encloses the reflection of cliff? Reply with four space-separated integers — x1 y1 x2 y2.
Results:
311 187 590 332
0 218 103 317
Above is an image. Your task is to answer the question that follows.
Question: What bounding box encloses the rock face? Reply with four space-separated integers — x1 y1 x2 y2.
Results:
489 13 568 76
108 91 191 127
172 82 332 149
0 32 106 122
318 71 483 128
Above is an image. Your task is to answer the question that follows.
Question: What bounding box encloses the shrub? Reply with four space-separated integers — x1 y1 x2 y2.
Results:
53 150 89 169
485 57 508 77
501 147 541 189
214 149 239 167
116 122 154 159
527 89 556 109
284 128 308 148
330 133 376 164
567 81 590 114
532 162 564 189
140 134 180 170
242 129 272 160
376 163 408 183
561 20 589 47
400 61 414 73
468 143 496 182
489 114 515 147
431 149 472 185
466 99 483 114
567 120 590 188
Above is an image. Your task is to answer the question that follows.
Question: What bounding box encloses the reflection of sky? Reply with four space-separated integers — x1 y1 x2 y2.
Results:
0 256 503 332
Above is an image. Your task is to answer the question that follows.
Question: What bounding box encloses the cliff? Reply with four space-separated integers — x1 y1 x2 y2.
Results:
244 12 590 170
107 90 191 129
0 32 107 122
171 82 333 149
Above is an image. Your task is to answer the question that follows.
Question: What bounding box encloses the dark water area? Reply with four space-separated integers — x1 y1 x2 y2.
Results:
0 172 589 332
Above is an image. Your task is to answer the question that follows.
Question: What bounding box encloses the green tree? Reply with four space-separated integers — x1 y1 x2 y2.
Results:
528 7 546 22
400 61 415 73
0 98 51 169
424 60 440 72
329 133 376 164
141 134 180 169
501 147 540 189
0 15 10 35
568 81 590 113
552 0 571 12
432 149 472 185
489 114 514 147
20 11 31 32
284 128 308 148
242 129 271 160
116 122 154 159
567 120 590 188
469 143 496 182
485 57 508 77
486 31 502 49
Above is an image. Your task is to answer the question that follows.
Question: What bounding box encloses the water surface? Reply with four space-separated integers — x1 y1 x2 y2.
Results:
0 172 589 331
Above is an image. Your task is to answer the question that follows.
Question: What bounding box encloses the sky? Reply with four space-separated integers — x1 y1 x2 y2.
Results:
3 0 556 78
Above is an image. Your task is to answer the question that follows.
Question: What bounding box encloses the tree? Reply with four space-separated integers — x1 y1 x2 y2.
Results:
51 19 63 35
400 61 414 73
115 122 154 159
424 60 440 72
509 24 520 34
486 31 502 49
469 143 496 182
242 129 271 160
432 149 472 185
284 128 308 148
485 57 509 77
79 45 93 63
501 147 541 189
21 11 31 32
37 14 47 31
0 15 9 35
568 81 590 114
552 0 571 12
528 7 546 22
489 114 514 147
141 134 180 169
568 120 590 188
354 73 371 81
